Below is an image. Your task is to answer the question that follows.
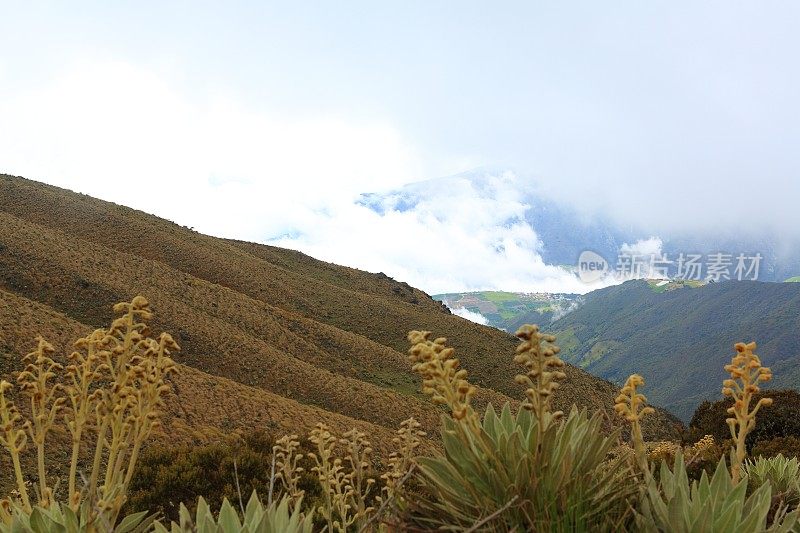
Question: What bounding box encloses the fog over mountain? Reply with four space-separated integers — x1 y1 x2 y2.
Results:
271 169 796 294
3 2 799 294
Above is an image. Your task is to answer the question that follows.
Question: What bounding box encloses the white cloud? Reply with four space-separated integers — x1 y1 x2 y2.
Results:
0 61 618 295
619 237 664 258
0 60 424 242
617 237 668 280
449 307 489 325
269 172 611 294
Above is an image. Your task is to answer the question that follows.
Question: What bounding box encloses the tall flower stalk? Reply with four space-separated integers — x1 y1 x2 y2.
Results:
722 341 772 483
407 330 477 430
15 338 65 508
614 374 655 470
0 296 178 527
514 324 566 446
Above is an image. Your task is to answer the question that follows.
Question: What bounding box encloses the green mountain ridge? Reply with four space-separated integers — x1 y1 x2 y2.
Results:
548 279 800 421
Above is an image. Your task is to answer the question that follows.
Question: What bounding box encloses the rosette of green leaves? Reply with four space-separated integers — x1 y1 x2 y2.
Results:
154 492 313 533
744 454 800 512
407 403 636 532
638 452 800 532
0 501 155 533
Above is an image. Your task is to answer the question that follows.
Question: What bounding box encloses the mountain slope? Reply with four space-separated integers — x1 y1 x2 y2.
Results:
0 174 680 467
550 279 800 420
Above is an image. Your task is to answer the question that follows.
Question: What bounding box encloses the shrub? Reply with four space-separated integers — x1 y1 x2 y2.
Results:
686 434 725 480
409 403 637 531
688 390 800 451
744 454 800 514
646 436 724 482
753 437 800 460
127 430 320 523
638 451 800 532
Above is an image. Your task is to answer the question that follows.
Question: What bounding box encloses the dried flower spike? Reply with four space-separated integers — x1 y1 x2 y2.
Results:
273 434 305 504
308 423 351 533
0 380 31 511
407 330 476 425
514 324 566 426
380 417 425 505
341 429 376 524
614 374 655 469
723 341 772 483
17 336 65 507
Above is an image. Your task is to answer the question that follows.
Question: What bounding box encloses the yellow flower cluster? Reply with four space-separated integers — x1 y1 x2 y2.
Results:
693 434 716 453
614 374 655 468
648 441 678 464
723 341 773 483
407 330 476 422
307 423 376 533
513 324 566 424
0 296 179 525
688 434 719 463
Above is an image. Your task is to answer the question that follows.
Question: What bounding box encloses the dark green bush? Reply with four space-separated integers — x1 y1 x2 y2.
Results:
687 389 800 451
126 430 320 522
753 436 800 459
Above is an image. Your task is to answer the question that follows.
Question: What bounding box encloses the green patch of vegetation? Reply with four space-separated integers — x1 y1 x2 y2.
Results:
581 339 622 367
436 291 582 332
367 368 422 397
553 325 580 358
479 290 520 303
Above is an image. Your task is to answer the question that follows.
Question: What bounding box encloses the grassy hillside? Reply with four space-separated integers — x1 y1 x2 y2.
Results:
551 279 800 421
0 174 682 494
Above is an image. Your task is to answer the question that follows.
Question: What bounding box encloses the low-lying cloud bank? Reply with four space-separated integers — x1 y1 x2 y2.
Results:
449 307 490 325
269 171 611 295
1 61 602 295
6 61 792 296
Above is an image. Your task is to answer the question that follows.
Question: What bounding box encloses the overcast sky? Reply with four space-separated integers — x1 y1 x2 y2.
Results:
2 2 799 293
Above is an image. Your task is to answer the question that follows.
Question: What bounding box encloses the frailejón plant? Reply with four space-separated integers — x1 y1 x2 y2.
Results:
405 325 636 531
615 374 655 470
154 492 313 533
0 296 178 529
723 341 773 483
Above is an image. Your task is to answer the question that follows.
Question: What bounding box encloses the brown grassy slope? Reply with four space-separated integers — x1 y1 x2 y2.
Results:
0 174 680 439
0 289 417 494
0 211 451 434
